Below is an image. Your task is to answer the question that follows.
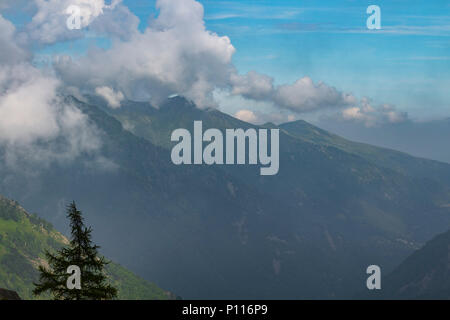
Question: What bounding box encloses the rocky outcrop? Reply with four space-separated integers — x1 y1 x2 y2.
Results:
0 288 21 300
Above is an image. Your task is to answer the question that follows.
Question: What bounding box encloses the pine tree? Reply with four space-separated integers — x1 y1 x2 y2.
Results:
33 202 118 300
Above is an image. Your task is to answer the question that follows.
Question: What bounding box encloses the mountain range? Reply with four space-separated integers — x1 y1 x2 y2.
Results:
318 118 450 164
0 95 449 299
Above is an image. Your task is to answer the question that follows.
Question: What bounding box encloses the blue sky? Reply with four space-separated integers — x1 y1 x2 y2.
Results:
199 0 450 119
4 0 450 120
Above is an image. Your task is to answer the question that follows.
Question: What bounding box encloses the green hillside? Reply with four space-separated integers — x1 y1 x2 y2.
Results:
0 195 172 300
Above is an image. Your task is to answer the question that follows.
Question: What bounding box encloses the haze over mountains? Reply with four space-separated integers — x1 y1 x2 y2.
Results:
1 95 449 299
317 118 450 165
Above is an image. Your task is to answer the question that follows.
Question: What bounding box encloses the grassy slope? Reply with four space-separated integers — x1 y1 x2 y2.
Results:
0 195 172 300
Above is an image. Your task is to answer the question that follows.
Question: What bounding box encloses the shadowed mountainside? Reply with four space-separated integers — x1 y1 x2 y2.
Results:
0 95 449 299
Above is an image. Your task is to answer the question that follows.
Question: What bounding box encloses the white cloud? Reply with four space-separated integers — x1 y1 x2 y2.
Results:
54 0 236 108
0 63 101 168
89 3 139 40
3 0 406 138
0 0 19 10
234 109 296 125
0 14 102 169
230 72 356 113
95 86 124 108
47 0 359 115
274 77 357 112
230 71 274 100
0 15 29 64
340 98 408 127
0 65 61 145
235 109 259 123
26 0 135 44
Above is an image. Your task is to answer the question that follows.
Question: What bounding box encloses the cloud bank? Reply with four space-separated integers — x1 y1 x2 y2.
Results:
50 0 357 114
234 109 295 125
0 14 101 169
54 0 236 108
26 0 137 44
231 71 357 113
0 15 29 64
0 0 409 165
95 86 124 109
340 97 408 127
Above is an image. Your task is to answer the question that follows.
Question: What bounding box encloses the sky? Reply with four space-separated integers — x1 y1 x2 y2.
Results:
202 0 450 120
0 0 449 147
110 0 449 121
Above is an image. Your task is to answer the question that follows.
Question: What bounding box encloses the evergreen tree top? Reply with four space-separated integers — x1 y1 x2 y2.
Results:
33 201 118 300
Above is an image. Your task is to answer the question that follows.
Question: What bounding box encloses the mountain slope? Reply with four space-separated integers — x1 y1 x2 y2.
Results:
0 195 172 300
317 117 450 164
106 96 450 242
1 96 296 299
280 120 450 187
379 229 450 299
104 96 450 187
93 96 450 298
1 95 450 299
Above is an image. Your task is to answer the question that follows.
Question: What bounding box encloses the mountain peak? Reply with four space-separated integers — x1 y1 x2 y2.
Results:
162 95 196 109
262 122 278 128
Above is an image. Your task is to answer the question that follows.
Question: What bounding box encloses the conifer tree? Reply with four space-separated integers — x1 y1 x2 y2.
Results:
33 202 118 300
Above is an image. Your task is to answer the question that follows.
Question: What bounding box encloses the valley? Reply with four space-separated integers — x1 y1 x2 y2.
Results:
1 95 449 299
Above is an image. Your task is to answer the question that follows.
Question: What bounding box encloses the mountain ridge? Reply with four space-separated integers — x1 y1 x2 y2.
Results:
361 229 450 299
1 95 449 299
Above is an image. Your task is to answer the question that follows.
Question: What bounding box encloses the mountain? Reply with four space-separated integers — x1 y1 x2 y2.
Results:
378 229 450 299
0 195 172 300
280 120 450 186
317 118 450 165
0 288 21 300
1 95 449 299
